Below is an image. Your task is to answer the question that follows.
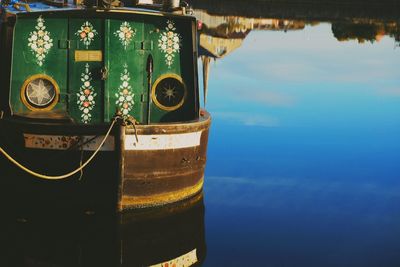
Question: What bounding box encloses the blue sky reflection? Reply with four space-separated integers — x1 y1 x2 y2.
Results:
202 22 400 267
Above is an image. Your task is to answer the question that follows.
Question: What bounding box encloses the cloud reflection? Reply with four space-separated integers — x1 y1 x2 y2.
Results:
379 88 400 96
213 111 280 127
230 88 295 107
205 175 400 205
220 24 400 84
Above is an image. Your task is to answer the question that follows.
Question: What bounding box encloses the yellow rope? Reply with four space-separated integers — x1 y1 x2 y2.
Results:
0 118 118 180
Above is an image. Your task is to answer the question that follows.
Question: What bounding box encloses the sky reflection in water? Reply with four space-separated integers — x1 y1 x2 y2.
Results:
202 22 400 266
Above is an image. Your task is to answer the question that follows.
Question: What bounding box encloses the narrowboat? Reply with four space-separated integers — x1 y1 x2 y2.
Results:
0 0 210 211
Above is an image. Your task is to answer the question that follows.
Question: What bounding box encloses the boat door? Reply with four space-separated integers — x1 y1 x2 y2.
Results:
104 19 147 123
68 18 105 124
68 18 147 124
105 17 197 124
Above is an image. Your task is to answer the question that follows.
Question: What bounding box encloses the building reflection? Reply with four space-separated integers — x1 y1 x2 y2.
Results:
2 193 206 267
195 8 400 100
197 10 307 59
196 10 310 103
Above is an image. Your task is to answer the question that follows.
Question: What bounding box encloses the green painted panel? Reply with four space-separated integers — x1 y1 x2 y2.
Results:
9 14 198 124
10 15 68 113
105 19 146 123
68 19 104 124
142 16 197 123
106 16 198 124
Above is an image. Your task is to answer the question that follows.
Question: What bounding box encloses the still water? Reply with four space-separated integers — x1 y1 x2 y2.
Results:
199 4 400 267
3 2 400 267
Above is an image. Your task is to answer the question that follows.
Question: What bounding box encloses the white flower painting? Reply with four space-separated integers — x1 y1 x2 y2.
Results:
75 21 98 48
77 64 97 123
158 20 182 68
114 22 136 50
27 16 53 66
115 64 134 117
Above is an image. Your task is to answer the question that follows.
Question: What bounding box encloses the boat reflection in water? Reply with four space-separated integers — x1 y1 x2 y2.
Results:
2 193 206 267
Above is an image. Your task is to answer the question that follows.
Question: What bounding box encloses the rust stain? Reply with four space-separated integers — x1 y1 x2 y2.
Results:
121 178 204 209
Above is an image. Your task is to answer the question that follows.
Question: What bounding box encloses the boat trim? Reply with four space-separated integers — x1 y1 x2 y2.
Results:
121 177 204 208
23 133 115 151
149 249 198 267
124 131 201 150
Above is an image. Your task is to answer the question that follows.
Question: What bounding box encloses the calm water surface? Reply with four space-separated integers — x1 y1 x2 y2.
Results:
201 13 400 267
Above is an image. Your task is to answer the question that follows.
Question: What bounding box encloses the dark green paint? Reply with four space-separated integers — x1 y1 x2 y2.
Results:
9 12 198 124
10 16 68 113
68 19 104 124
105 19 145 123
144 16 197 123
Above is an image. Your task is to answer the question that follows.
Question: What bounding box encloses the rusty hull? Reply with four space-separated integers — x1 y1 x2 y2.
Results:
0 111 210 212
118 111 211 211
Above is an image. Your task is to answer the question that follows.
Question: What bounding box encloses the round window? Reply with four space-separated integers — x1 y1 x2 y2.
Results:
21 75 59 111
152 74 186 111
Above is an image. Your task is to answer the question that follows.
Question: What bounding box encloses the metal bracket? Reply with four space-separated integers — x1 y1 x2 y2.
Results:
142 40 153 50
58 40 69 49
134 41 153 51
100 66 109 80
58 40 79 49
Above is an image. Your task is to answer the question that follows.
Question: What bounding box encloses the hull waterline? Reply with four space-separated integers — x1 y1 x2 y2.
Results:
0 112 210 212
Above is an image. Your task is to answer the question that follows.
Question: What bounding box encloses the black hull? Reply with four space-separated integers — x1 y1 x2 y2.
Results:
0 112 210 212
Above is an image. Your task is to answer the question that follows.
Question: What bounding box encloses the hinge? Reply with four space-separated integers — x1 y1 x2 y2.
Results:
134 41 153 51
58 40 70 49
58 40 78 49
142 40 153 50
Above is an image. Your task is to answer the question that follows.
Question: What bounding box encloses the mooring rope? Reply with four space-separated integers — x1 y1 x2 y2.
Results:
0 117 118 180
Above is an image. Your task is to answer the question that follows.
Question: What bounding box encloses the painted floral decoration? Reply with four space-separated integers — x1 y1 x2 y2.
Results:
27 16 53 66
115 64 134 117
75 21 98 48
158 20 181 68
77 64 97 123
114 22 136 50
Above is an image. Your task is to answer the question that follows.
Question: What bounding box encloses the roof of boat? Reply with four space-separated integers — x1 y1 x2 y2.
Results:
2 1 190 19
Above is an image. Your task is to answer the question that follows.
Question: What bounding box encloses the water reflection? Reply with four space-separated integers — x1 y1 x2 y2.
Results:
194 2 400 267
2 194 206 267
196 9 400 59
196 6 400 105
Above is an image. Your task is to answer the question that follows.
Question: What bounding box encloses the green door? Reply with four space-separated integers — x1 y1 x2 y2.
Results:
105 17 191 124
68 18 104 124
10 15 68 114
104 16 194 124
67 16 195 124
104 19 146 123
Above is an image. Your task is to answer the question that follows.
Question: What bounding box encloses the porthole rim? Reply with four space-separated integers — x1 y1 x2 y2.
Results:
20 74 60 111
151 73 187 112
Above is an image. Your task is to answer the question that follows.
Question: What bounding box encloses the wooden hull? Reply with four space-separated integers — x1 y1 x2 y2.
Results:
0 112 210 212
119 112 210 210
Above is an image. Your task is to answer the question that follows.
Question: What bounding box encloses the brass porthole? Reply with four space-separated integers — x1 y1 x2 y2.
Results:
20 74 60 111
151 74 187 111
